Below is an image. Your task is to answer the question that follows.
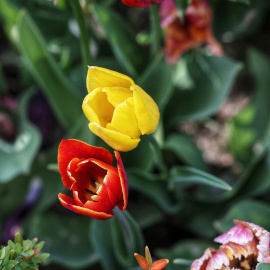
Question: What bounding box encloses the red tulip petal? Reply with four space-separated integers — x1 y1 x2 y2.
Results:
134 253 149 269
114 151 128 210
58 193 113 220
122 0 163 7
86 169 123 213
58 139 113 189
151 259 169 270
73 191 85 207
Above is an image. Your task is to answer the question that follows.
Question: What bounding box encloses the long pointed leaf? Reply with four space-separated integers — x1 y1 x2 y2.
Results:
16 10 81 128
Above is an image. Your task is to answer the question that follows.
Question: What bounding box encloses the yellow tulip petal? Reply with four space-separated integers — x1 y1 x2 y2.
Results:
108 97 141 138
87 66 135 93
102 87 133 107
132 85 160 135
82 88 114 127
89 122 140 152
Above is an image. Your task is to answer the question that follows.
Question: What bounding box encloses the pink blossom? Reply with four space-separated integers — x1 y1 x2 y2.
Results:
191 220 270 270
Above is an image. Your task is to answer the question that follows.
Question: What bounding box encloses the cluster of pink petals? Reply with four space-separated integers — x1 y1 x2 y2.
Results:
191 220 270 270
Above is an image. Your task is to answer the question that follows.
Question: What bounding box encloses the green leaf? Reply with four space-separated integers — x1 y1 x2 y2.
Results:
213 1 266 42
25 213 98 268
6 260 17 268
234 150 270 198
128 200 164 229
257 263 270 270
127 169 181 214
164 134 208 171
215 199 270 233
121 135 154 171
170 166 232 191
90 219 125 270
23 240 32 252
16 10 81 128
137 56 173 112
92 4 148 77
0 0 18 37
110 209 144 267
34 253 50 260
7 241 15 250
14 244 22 255
34 241 44 251
165 55 241 126
0 119 41 183
0 90 41 183
229 49 270 163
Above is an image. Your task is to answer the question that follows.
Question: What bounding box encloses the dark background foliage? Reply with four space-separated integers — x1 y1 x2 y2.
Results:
0 0 270 269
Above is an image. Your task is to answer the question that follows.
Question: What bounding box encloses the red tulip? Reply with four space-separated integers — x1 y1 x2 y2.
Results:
160 0 223 64
122 0 164 7
58 139 128 220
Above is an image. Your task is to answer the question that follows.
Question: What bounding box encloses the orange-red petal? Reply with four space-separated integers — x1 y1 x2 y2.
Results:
115 151 128 210
134 253 149 269
58 139 113 189
152 259 169 270
58 193 113 220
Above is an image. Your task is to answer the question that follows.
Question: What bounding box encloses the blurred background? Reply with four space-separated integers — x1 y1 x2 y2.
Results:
0 0 270 269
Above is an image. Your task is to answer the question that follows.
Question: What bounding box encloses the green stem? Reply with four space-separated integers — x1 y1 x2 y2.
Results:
148 134 168 174
69 0 92 69
112 207 132 247
150 5 160 55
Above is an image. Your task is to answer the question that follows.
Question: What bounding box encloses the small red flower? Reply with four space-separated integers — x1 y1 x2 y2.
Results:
122 0 164 7
58 139 128 220
160 0 223 64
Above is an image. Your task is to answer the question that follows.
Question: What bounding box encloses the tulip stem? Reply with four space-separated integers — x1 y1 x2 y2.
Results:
112 207 132 248
150 5 160 55
69 0 92 70
148 134 168 174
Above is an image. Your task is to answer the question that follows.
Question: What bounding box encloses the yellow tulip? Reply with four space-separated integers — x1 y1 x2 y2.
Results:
82 66 160 152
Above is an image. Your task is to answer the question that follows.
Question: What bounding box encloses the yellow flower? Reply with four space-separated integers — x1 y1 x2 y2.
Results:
82 66 160 152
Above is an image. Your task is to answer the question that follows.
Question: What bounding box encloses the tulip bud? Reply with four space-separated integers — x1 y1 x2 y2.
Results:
82 66 160 152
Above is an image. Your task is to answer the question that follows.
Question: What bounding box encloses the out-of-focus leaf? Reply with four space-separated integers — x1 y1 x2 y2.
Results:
138 56 173 112
0 121 41 182
156 240 217 270
90 219 125 270
214 1 266 42
92 4 148 77
16 11 81 128
0 0 18 37
257 263 270 270
0 90 41 183
0 174 31 217
233 150 270 198
110 208 144 268
0 64 7 92
128 200 164 229
26 213 98 268
121 136 154 171
165 55 241 126
170 166 232 191
164 134 208 171
127 169 181 214
229 49 270 163
215 199 270 233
